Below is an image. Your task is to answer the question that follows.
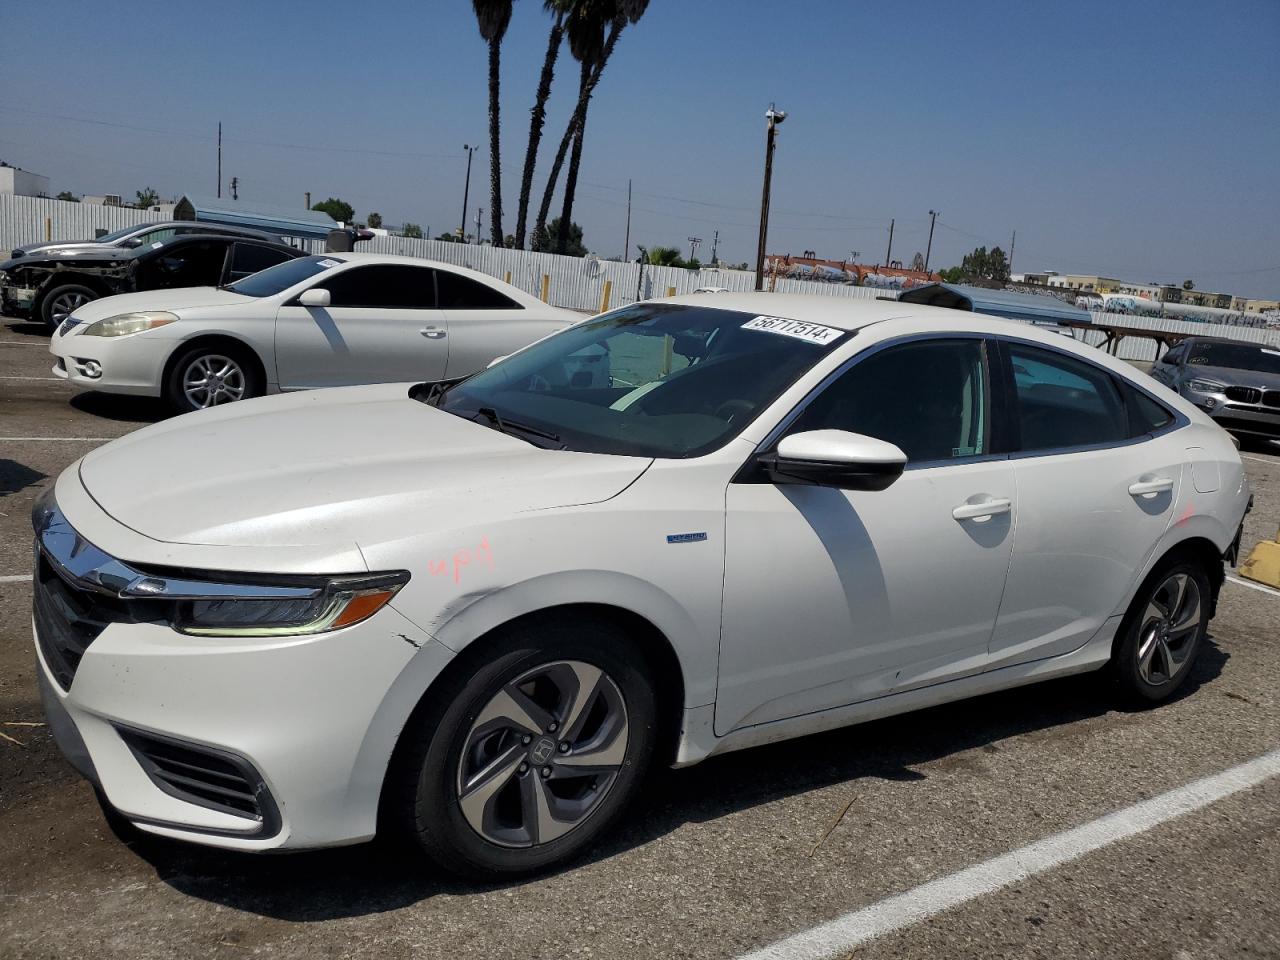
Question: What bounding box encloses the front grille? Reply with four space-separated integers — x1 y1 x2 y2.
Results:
118 728 279 833
1213 415 1280 438
1263 390 1280 410
1225 386 1263 405
33 553 130 691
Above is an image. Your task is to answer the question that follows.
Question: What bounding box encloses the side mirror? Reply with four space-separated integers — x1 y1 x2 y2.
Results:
299 288 331 308
761 429 907 492
122 237 144 248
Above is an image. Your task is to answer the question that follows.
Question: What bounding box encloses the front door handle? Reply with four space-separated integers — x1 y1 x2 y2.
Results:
952 497 1013 522
1128 476 1174 497
420 327 447 339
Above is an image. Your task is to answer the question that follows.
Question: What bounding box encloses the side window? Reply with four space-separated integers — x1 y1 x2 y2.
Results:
435 269 521 310
318 265 436 309
1158 344 1183 366
1008 344 1128 452
1126 385 1175 436
136 227 177 247
141 240 228 289
228 244 292 282
789 339 988 463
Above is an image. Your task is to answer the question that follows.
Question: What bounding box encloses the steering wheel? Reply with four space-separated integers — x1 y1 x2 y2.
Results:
713 399 754 424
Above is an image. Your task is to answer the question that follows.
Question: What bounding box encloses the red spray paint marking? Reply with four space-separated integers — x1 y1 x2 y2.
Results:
429 536 496 584
1176 501 1195 526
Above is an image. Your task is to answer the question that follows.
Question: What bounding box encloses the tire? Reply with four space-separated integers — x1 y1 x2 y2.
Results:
40 284 98 330
386 618 657 879
1110 554 1212 705
164 342 263 413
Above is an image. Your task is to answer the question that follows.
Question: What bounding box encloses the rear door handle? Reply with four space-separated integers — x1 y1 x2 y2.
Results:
1128 476 1174 497
420 327 447 339
952 497 1012 521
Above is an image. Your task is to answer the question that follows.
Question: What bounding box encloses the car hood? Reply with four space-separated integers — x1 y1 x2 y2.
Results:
66 287 256 326
76 384 650 548
10 240 116 258
1186 364 1280 390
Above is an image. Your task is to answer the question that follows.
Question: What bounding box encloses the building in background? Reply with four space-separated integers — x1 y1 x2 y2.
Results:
0 164 50 198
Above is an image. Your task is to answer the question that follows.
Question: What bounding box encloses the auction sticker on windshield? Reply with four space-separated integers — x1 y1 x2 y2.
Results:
742 315 843 345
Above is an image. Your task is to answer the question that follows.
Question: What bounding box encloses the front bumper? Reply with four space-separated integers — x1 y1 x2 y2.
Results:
33 495 452 851
48 330 171 397
0 282 36 319
1205 404 1280 439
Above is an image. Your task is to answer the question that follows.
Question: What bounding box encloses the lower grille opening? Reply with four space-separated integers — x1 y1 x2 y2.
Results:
1214 415 1280 438
118 727 280 836
33 554 124 691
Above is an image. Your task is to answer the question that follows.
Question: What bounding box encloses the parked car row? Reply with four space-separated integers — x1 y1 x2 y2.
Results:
31 289 1250 879
1149 336 1280 442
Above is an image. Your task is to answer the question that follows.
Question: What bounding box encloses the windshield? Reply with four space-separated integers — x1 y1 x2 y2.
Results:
225 254 344 297
1187 342 1280 376
436 303 849 458
95 225 146 244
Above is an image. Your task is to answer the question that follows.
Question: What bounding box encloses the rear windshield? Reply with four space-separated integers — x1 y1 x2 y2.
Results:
225 255 344 297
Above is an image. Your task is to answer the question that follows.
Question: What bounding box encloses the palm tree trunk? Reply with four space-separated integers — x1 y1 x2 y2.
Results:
514 16 564 249
532 18 625 248
486 37 504 246
556 61 591 254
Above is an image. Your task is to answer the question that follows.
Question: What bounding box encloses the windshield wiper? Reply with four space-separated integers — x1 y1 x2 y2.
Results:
475 407 564 448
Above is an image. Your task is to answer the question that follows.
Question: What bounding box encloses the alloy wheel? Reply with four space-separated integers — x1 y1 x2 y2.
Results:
1136 572 1201 686
50 291 90 324
456 660 629 848
182 354 247 408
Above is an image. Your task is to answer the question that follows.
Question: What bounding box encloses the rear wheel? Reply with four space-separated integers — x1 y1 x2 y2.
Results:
41 284 97 330
387 620 657 879
164 342 262 413
1111 556 1211 704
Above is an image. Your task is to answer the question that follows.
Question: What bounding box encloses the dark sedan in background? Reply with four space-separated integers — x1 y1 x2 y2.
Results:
1151 336 1280 441
8 220 286 261
0 232 301 329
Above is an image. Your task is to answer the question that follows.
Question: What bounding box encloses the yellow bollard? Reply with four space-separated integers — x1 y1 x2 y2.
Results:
504 270 512 285
1240 525 1280 589
666 286 676 298
599 279 612 313
540 274 550 303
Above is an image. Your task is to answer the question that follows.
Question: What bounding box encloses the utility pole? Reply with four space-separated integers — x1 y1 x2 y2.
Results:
460 144 477 241
710 230 719 266
476 206 483 245
925 210 938 273
623 178 632 261
305 191 311 210
1008 229 1016 277
229 176 239 201
216 122 222 199
884 218 894 269
754 104 786 290
688 237 702 263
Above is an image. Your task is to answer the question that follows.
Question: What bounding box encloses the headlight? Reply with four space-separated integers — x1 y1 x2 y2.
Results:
1187 378 1226 394
165 571 409 637
81 311 178 337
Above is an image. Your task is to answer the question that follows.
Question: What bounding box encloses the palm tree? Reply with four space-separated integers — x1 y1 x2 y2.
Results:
513 0 575 249
532 0 648 253
472 0 514 246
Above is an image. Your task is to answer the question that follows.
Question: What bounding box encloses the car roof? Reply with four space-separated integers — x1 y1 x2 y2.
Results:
319 251 549 303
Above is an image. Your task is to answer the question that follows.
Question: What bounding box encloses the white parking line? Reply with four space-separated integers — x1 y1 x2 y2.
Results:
739 746 1280 960
0 574 31 584
1226 574 1280 599
0 341 47 346
1240 454 1279 465
0 375 62 381
0 436 113 442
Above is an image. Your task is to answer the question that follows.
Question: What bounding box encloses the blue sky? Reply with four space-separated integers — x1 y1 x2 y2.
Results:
2 0 1278 296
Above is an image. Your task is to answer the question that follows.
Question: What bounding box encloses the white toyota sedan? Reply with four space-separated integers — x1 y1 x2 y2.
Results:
47 252 579 412
34 294 1249 878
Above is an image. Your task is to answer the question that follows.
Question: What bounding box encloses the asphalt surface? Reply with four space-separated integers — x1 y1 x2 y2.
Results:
2 315 1279 959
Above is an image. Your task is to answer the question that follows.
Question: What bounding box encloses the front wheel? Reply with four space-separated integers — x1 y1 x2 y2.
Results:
164 343 262 413
41 284 98 330
387 621 657 879
1111 557 1211 704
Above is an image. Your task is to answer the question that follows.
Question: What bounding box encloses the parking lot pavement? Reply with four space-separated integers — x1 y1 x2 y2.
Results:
2 314 1279 959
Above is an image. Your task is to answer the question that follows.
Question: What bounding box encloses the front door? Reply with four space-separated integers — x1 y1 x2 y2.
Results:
274 263 448 389
716 337 1015 736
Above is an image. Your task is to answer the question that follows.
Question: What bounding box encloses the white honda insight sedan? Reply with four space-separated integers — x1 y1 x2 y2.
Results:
34 293 1249 878
47 252 579 412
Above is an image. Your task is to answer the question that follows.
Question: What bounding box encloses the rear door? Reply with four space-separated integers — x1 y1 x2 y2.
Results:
274 263 448 389
436 268 563 378
987 339 1184 668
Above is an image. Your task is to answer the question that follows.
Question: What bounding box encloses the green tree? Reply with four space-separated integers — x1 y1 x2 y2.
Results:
952 245 1010 283
472 0 515 246
56 191 79 202
134 186 160 209
401 222 425 238
366 212 383 229
535 0 650 253
938 265 965 283
434 231 463 242
539 217 586 256
646 245 684 267
312 197 355 224
514 0 576 248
